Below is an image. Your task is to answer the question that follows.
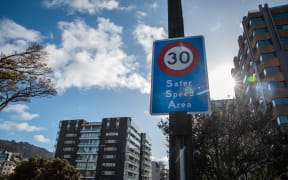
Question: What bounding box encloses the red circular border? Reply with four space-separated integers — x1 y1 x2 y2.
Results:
158 41 200 76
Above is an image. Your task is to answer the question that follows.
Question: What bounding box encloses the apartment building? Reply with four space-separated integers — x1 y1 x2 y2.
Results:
151 161 168 180
55 117 152 180
232 4 288 128
139 133 152 180
95 117 152 180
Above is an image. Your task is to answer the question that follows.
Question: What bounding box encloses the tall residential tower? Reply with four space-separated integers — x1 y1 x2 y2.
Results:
232 4 288 128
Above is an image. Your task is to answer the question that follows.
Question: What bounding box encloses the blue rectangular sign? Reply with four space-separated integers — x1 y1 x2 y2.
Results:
150 36 210 115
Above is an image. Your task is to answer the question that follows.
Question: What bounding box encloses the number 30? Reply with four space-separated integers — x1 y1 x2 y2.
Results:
167 51 190 65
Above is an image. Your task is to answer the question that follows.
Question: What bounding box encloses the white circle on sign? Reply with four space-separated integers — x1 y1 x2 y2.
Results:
163 46 193 71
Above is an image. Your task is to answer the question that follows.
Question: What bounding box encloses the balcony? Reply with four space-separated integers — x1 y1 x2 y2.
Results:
79 135 99 139
78 143 99 147
80 128 100 133
257 58 280 73
247 22 266 37
76 158 97 162
77 150 98 154
250 33 270 48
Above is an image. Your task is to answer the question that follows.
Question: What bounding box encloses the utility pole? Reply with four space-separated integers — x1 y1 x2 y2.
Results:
167 0 194 179
168 0 184 38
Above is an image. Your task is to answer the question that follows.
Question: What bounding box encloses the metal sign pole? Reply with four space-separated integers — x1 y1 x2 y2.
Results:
167 0 194 179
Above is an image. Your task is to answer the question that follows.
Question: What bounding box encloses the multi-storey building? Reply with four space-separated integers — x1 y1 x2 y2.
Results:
139 133 152 180
151 161 168 180
95 117 152 180
54 119 86 166
232 4 288 128
55 117 152 180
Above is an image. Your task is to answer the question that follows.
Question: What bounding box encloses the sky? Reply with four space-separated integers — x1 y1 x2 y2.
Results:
0 0 287 165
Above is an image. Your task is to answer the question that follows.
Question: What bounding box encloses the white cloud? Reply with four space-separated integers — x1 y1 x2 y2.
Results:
0 19 41 54
0 18 151 94
34 134 51 143
3 104 39 121
44 17 149 94
134 23 167 63
149 2 158 9
0 121 44 132
136 11 147 19
43 0 119 14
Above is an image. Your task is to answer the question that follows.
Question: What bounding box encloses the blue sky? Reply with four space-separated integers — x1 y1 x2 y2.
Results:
0 0 287 164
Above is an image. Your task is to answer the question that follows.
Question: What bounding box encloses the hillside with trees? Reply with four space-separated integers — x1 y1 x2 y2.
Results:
0 139 53 159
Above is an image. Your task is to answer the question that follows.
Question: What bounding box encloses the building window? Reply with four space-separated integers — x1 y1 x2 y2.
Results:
63 147 74 151
256 39 272 48
106 122 110 129
276 24 288 30
276 116 288 125
259 52 276 62
105 139 117 144
82 126 91 131
103 154 116 159
102 162 116 167
92 125 100 131
64 140 75 144
263 66 281 75
280 37 288 43
252 27 268 37
78 147 98 153
127 172 136 178
272 12 288 19
63 155 71 158
65 133 77 137
91 140 99 145
101 171 115 175
249 17 264 25
104 147 117 151
268 81 286 90
76 162 86 169
80 132 99 138
106 132 118 136
272 97 288 107
89 163 97 169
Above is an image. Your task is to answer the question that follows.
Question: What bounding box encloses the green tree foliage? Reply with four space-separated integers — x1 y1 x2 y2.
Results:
158 101 288 179
9 156 80 180
0 43 56 111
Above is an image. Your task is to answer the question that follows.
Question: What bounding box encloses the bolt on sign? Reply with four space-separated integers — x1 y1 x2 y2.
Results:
150 36 210 115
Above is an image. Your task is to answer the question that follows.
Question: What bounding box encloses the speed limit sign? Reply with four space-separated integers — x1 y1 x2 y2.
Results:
150 36 210 115
158 41 200 76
